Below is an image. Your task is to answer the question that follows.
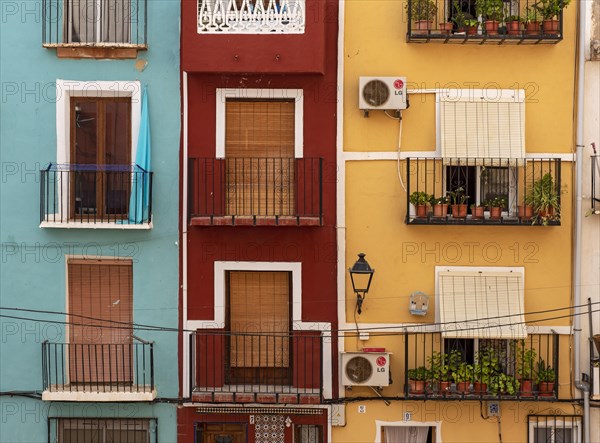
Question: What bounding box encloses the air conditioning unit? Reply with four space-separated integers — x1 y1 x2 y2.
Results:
341 352 391 387
359 77 407 112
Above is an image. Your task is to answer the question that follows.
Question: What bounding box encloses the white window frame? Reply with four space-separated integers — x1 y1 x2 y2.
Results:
215 88 304 159
375 420 442 443
528 418 581 443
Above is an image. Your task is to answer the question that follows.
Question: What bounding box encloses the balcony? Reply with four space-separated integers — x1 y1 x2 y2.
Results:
189 331 323 404
406 0 563 44
197 0 305 34
592 155 600 214
188 157 322 226
40 163 153 228
403 333 559 401
42 338 155 401
405 157 562 226
42 0 147 58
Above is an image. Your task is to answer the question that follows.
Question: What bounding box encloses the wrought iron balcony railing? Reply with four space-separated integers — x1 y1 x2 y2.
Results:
42 0 148 48
188 157 322 226
40 163 153 227
405 157 562 225
42 337 155 400
189 331 323 404
197 0 305 34
403 332 559 401
406 0 563 44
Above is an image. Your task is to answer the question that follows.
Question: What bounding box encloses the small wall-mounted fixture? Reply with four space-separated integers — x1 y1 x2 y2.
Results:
409 291 429 316
349 253 374 315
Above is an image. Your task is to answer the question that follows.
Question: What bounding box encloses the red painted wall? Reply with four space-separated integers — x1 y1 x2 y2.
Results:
181 0 333 73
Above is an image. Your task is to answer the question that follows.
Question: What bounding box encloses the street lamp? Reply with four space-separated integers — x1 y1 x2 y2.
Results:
348 253 374 315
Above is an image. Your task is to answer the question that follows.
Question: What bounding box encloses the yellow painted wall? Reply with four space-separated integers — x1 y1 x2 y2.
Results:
339 0 579 441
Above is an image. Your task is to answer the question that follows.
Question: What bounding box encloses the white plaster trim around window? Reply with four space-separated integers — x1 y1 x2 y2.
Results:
374 420 442 443
215 88 304 158
56 80 141 165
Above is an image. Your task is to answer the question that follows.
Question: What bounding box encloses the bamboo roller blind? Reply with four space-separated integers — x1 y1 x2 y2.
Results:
438 271 527 339
68 259 133 383
440 93 525 161
228 271 290 368
225 100 295 216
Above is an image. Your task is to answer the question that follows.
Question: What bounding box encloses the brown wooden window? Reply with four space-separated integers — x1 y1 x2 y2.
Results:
70 97 131 220
67 259 133 385
226 271 292 385
225 99 295 217
195 423 247 443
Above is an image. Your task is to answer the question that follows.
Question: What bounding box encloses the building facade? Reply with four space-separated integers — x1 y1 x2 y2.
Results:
334 0 585 441
0 1 180 441
177 0 339 441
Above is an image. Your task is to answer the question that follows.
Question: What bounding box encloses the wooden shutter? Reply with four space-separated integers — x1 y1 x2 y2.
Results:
68 259 133 384
438 270 526 339
225 100 295 216
440 90 525 161
228 271 290 368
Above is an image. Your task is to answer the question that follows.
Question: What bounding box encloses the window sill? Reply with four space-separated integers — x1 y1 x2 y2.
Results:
43 44 147 59
406 216 560 226
40 221 153 230
190 215 322 227
42 389 156 402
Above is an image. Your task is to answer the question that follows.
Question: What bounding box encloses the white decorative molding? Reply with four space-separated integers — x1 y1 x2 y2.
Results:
197 0 305 34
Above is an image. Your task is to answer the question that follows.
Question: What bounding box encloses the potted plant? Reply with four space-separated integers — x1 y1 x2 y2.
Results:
505 15 522 35
536 359 555 396
534 0 571 35
473 348 500 394
488 196 507 220
464 18 480 34
475 0 504 35
439 21 454 35
531 173 561 225
408 366 429 394
407 0 438 34
429 350 461 395
410 191 431 218
448 186 469 218
489 373 521 395
452 2 478 34
518 189 534 219
517 342 537 396
471 203 485 219
431 195 450 218
453 361 474 394
523 7 542 35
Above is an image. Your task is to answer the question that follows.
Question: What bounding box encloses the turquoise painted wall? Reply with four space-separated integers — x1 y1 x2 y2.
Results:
0 1 180 441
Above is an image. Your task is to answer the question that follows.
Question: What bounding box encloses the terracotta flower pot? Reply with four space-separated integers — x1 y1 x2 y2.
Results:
506 20 521 36
484 20 499 35
433 203 449 218
490 207 502 219
538 382 554 396
542 19 560 35
451 204 468 218
473 382 488 394
413 20 433 35
466 25 478 35
520 380 534 397
409 379 425 394
439 381 451 395
416 204 428 218
471 206 485 219
518 205 533 219
525 21 541 35
439 22 453 35
538 207 555 218
456 381 470 394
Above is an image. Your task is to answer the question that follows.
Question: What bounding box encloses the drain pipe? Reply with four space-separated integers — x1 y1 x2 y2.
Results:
574 0 591 441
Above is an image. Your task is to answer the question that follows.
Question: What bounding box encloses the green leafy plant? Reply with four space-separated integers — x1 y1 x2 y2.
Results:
490 196 507 209
453 361 475 383
410 191 432 206
531 173 561 225
522 7 540 23
489 373 521 395
475 0 505 21
448 186 469 205
536 359 555 383
406 0 439 21
451 1 477 29
464 18 480 27
429 350 462 382
534 0 571 20
474 348 500 385
517 342 537 380
408 366 430 381
505 15 521 22
430 195 450 205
